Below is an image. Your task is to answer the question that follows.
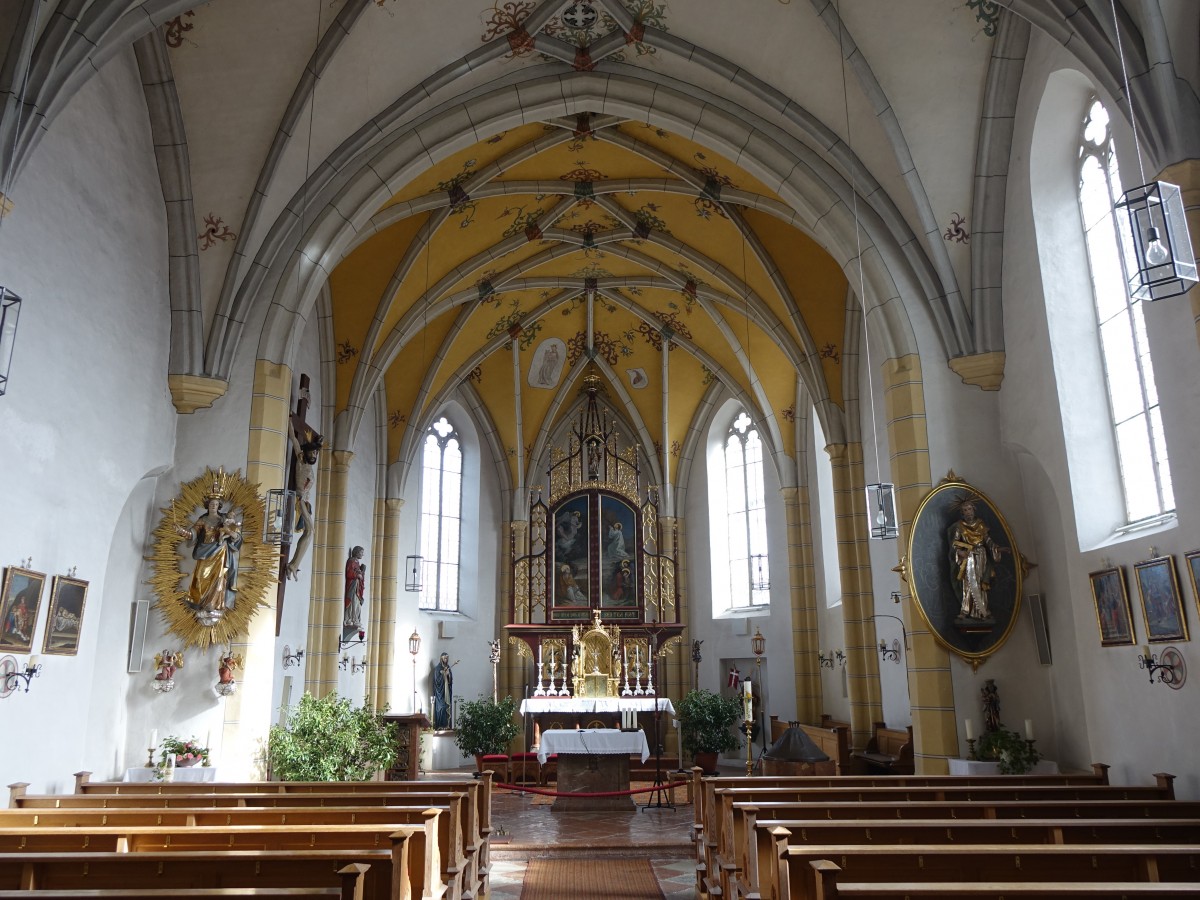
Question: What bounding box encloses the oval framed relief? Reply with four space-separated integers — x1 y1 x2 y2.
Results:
905 477 1023 668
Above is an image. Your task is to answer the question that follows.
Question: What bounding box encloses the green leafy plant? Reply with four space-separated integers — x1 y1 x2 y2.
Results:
676 688 743 756
268 692 398 781
160 735 210 767
975 726 1041 775
453 695 521 759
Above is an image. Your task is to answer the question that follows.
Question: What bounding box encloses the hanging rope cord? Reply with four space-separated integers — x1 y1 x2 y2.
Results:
835 1 883 485
1109 0 1147 187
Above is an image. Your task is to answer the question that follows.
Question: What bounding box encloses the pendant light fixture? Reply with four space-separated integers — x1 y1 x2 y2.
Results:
1109 0 1196 300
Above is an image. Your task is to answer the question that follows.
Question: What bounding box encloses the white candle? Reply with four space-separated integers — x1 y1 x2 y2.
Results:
635 646 640 667
205 729 212 749
28 655 40 669
1142 644 1151 659
964 719 974 741
623 646 628 669
742 679 753 721
539 644 544 667
1024 719 1034 740
150 729 158 748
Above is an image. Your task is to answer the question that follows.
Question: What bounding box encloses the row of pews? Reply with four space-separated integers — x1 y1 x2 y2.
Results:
691 764 1200 900
0 769 497 900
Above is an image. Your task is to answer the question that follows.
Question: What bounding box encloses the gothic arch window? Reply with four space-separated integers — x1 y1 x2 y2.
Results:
419 416 462 611
723 409 770 610
1077 97 1174 522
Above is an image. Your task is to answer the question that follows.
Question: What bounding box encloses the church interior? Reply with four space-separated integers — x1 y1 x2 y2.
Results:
1 2 1200 885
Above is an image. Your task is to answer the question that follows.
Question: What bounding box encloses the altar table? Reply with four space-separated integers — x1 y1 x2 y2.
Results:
122 766 219 782
538 728 650 811
947 758 1060 776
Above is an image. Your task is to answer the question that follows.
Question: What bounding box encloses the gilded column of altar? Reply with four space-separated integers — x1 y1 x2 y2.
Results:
221 359 291 780
827 442 883 752
882 354 953 773
367 497 402 711
781 485 821 724
305 449 354 697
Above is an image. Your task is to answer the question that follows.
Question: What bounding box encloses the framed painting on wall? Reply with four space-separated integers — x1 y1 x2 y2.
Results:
43 575 89 655
1185 550 1200 615
1088 566 1135 646
1133 556 1188 643
0 566 47 653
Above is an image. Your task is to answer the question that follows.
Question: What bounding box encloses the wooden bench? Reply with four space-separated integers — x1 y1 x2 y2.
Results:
807 860 1200 899
0 820 444 900
850 723 913 775
0 854 378 899
0 891 354 900
737 817 1200 900
777 844 1200 900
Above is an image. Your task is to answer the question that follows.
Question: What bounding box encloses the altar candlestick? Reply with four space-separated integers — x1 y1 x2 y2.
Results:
964 719 974 740
1024 719 1034 740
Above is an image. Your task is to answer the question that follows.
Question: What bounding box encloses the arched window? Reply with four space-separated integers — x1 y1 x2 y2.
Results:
1077 98 1174 522
724 410 770 609
419 416 462 611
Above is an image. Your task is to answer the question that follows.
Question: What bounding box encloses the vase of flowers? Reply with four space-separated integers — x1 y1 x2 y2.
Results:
160 735 210 768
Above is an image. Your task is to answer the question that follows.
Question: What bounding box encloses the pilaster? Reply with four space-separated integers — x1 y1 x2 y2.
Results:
780 486 821 724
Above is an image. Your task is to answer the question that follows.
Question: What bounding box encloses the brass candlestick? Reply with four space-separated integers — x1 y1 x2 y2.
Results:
745 716 754 777
147 746 156 767
966 738 977 761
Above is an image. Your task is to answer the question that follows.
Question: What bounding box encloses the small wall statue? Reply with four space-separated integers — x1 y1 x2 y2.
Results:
215 650 243 697
152 649 183 693
343 546 366 640
981 678 1000 733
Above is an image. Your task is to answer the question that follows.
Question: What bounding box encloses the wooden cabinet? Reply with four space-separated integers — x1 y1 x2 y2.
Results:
381 713 431 780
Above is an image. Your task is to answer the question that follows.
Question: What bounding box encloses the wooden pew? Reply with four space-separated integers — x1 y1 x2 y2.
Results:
689 765 1116 898
702 777 1167 898
807 860 1200 899
0 854 378 899
775 844 1200 900
739 817 1200 900
849 723 913 775
0 891 350 900
0 820 444 900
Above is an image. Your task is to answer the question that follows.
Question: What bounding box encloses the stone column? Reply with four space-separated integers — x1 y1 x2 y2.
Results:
882 354 955 774
367 498 403 711
221 359 290 780
780 486 821 724
827 442 883 752
305 449 354 697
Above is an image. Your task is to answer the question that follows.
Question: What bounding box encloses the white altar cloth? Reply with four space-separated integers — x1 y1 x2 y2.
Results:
520 697 675 715
537 728 650 765
122 766 219 783
947 758 1059 776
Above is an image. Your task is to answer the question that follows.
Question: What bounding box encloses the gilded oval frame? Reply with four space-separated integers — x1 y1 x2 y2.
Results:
905 479 1023 666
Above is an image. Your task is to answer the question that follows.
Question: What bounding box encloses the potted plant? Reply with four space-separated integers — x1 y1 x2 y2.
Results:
160 735 210 767
676 688 742 774
268 691 399 781
453 694 521 771
975 725 1041 775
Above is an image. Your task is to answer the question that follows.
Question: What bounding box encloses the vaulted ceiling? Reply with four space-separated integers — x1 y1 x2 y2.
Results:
7 0 1192 484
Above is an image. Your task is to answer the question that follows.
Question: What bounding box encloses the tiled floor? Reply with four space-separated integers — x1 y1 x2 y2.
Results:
468 770 698 899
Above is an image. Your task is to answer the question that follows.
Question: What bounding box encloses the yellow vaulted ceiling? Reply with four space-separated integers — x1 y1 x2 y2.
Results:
326 114 849 473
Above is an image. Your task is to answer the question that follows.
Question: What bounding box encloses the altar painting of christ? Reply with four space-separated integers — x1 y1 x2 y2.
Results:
600 496 637 607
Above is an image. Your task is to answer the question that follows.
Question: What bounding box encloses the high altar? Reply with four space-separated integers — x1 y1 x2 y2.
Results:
507 375 684 734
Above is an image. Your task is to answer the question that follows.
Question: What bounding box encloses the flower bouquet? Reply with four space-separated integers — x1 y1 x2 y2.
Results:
160 735 211 768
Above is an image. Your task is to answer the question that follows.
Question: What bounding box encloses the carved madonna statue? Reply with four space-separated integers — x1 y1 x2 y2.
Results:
150 467 277 649
571 610 621 698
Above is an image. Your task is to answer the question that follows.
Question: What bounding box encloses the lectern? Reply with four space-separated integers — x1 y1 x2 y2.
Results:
381 713 431 780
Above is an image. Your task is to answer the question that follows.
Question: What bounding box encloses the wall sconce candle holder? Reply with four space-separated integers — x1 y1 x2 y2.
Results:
350 657 367 675
1138 645 1184 687
3 656 41 693
282 645 304 668
818 649 846 669
878 638 902 664
338 630 366 652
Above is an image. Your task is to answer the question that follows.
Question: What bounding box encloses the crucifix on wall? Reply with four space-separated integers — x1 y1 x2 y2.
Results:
276 373 323 634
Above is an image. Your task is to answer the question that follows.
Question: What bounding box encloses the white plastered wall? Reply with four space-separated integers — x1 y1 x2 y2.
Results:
0 51 176 793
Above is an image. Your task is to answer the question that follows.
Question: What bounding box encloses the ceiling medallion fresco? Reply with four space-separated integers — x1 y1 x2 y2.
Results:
481 0 669 63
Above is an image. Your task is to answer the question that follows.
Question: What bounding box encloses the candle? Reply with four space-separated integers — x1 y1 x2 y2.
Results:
28 655 40 669
1024 719 1034 740
964 719 974 741
539 644 544 668
635 646 640 668
742 678 753 722
150 729 158 748
1142 644 1151 659
623 646 628 670
205 729 212 750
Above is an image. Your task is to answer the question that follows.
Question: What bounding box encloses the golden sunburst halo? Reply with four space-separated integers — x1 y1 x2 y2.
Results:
150 467 277 650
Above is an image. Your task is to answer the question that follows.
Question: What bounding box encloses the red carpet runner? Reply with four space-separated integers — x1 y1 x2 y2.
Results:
519 857 666 899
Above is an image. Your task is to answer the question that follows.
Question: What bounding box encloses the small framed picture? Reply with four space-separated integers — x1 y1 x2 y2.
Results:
1088 566 1135 646
1185 550 1200 614
43 575 89 656
0 566 47 653
1133 556 1188 643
